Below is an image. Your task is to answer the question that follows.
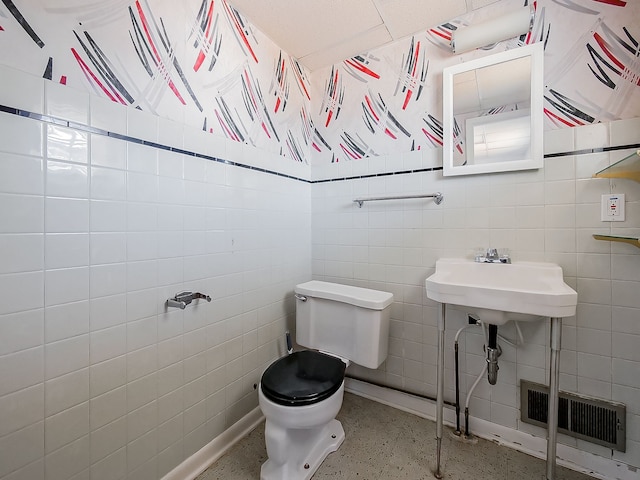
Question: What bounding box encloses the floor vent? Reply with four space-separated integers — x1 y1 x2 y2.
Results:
520 380 626 452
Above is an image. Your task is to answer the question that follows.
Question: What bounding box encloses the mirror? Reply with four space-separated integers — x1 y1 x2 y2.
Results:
443 43 543 176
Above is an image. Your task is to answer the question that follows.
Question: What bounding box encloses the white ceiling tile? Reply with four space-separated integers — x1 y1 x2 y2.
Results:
229 0 384 58
374 0 468 39
468 0 502 10
228 0 479 70
298 24 393 71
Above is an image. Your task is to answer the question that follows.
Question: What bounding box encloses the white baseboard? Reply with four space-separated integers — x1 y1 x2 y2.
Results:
161 406 265 480
345 378 639 480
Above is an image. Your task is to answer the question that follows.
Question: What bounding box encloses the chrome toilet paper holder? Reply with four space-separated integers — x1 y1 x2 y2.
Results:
166 291 212 310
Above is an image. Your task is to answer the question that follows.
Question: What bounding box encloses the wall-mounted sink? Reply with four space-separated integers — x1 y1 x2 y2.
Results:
425 258 577 325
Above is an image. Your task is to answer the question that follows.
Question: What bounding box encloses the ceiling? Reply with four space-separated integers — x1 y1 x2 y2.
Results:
227 0 500 71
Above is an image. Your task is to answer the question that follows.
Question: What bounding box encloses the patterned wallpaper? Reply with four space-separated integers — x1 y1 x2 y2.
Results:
308 0 640 163
0 0 638 166
0 0 312 162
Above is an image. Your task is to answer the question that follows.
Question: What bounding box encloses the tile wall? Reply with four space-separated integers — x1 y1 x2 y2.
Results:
0 66 312 480
311 118 640 469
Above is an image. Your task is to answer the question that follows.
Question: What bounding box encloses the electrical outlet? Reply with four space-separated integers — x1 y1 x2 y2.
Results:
601 194 625 222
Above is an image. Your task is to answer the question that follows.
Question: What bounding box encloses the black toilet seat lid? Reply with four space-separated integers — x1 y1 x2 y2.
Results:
261 350 346 407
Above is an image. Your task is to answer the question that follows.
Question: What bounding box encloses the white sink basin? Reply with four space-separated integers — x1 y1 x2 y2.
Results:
425 258 577 325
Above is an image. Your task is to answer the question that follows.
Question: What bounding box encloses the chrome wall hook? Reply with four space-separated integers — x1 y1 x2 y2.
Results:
166 291 212 310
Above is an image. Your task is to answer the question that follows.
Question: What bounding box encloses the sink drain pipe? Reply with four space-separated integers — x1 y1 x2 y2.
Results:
487 324 500 385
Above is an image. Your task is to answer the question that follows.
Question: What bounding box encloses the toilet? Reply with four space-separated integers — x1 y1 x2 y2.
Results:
258 280 393 480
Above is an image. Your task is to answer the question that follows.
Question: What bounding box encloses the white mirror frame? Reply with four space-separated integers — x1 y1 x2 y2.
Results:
443 43 544 176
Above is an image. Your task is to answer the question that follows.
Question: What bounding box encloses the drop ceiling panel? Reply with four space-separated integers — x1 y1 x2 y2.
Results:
373 0 468 39
299 25 393 71
229 0 385 59
227 0 481 70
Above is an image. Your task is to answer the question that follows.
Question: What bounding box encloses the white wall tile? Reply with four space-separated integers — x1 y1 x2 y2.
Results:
126 203 157 232
544 180 575 205
45 81 89 125
0 194 44 234
45 198 89 233
0 383 44 437
0 309 44 356
612 358 640 388
543 128 574 155
0 66 45 113
90 135 126 170
0 234 43 275
126 373 157 412
90 356 126 398
45 368 90 416
90 294 126 332
0 153 44 195
612 306 640 335
126 232 158 261
45 234 89 269
127 400 157 442
611 254 640 281
90 263 126 299
46 161 88 198
90 201 127 233
127 143 158 175
44 267 89 307
157 118 183 151
127 109 157 143
0 422 44 478
90 417 126 464
90 167 126 201
90 233 126 265
612 280 640 309
158 151 184 179
126 172 158 203
90 96 127 135
127 345 157 383
45 402 89 453
90 447 126 480
90 387 126 429
90 326 126 365
126 428 157 474
44 434 90 480
609 117 640 147
577 327 611 357
45 335 90 380
126 261 157 292
126 288 157 323
0 271 44 315
46 125 88 164
0 113 43 157
127 317 157 353
574 123 609 150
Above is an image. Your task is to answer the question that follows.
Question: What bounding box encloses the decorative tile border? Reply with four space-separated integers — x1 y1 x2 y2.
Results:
0 104 308 183
2 104 638 185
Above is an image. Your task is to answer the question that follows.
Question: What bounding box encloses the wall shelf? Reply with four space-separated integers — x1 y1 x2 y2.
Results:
593 234 640 249
592 149 640 182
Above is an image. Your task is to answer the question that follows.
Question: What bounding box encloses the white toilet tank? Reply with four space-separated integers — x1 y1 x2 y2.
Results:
294 281 393 369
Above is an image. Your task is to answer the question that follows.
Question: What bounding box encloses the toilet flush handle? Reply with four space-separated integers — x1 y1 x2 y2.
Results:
294 294 307 302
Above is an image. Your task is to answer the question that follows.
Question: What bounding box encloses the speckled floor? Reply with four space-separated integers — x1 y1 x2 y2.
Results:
197 393 595 480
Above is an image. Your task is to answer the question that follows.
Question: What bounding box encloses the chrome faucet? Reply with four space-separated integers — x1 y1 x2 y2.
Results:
475 248 511 264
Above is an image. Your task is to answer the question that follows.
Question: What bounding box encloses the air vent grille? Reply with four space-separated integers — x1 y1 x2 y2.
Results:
520 380 626 452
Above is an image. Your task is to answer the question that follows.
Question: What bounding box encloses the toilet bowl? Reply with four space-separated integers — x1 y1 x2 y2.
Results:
258 281 393 480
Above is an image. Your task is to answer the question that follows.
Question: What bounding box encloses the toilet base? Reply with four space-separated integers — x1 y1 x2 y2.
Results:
260 419 345 480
